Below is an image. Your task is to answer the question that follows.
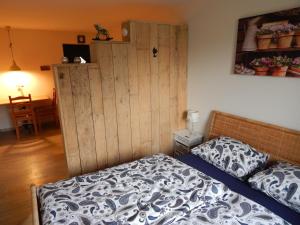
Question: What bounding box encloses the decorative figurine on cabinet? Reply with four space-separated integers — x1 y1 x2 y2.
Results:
93 24 113 41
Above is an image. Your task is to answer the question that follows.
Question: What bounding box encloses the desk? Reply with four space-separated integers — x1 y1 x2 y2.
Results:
0 96 50 106
0 96 51 131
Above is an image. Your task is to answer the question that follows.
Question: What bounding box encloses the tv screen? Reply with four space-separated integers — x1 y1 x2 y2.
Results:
62 44 91 63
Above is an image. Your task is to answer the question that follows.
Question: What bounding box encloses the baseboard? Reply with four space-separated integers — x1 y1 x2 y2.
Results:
0 127 14 133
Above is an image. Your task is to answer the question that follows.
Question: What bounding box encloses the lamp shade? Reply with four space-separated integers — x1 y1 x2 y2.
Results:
6 26 21 71
187 110 201 134
9 60 21 71
187 110 201 122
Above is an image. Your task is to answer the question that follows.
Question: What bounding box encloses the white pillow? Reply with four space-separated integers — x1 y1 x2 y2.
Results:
192 136 269 179
249 162 300 213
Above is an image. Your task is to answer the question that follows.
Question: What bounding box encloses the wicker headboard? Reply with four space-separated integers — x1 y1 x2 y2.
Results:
207 111 300 165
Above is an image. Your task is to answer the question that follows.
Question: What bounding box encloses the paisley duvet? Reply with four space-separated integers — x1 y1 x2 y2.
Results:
38 154 290 225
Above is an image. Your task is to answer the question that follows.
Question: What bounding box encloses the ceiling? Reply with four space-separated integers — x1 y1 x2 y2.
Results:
0 0 200 32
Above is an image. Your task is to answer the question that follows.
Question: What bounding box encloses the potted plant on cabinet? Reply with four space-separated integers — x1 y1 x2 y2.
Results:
290 57 300 74
274 24 295 48
256 29 273 50
270 56 292 76
250 57 272 75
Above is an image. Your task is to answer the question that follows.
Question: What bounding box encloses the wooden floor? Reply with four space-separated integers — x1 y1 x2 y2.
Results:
0 128 68 225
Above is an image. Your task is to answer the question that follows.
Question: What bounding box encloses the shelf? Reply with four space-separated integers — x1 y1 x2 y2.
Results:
287 69 300 77
237 47 300 54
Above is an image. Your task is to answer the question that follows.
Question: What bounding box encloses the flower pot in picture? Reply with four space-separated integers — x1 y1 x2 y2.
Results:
269 41 278 49
270 56 292 77
254 67 269 75
295 31 300 47
272 66 288 77
277 32 294 48
290 66 300 73
250 57 272 76
289 57 300 76
256 34 272 50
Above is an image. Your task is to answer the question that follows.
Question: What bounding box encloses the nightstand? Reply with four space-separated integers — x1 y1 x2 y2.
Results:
173 129 203 157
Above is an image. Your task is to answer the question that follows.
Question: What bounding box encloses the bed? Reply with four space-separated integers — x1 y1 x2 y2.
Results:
31 111 300 225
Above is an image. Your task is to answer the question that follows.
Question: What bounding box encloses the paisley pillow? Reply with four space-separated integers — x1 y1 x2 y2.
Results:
191 136 269 179
248 162 300 213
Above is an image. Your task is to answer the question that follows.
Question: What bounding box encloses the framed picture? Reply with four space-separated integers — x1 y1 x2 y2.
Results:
234 7 300 78
77 35 86 44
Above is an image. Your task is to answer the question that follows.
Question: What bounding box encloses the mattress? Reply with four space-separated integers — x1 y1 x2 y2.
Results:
176 153 300 225
38 154 291 225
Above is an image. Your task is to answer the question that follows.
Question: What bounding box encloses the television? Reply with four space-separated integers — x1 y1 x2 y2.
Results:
62 44 91 63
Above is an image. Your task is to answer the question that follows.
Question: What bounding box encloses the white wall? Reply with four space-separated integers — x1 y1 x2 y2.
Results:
188 0 300 133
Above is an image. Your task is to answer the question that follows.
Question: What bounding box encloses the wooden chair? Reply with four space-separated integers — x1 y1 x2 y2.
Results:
35 88 59 130
9 94 39 140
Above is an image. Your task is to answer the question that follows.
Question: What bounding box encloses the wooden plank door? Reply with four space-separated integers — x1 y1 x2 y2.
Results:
69 65 98 174
96 44 120 167
88 65 107 169
54 21 188 176
158 24 172 155
149 23 160 155
176 25 188 129
112 44 133 163
127 22 142 159
135 22 152 157
54 66 81 176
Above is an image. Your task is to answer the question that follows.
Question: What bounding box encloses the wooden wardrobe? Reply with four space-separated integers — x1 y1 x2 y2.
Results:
53 21 188 176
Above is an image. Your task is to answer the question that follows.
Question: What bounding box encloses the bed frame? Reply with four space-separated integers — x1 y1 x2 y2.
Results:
31 185 40 225
30 110 300 225
207 111 300 165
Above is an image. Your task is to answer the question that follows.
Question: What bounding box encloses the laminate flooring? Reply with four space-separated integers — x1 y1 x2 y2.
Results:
0 128 68 225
